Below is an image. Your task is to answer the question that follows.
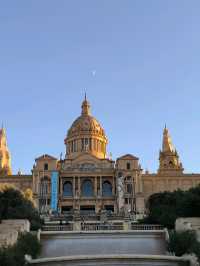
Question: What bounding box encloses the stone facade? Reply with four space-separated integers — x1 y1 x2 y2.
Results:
1 97 200 216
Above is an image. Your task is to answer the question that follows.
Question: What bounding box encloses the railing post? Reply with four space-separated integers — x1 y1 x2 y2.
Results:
73 221 81 231
123 220 131 231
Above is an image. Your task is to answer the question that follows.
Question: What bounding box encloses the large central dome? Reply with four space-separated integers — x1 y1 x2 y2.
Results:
65 96 108 159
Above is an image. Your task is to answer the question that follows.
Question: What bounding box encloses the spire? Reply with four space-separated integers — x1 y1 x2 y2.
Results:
162 125 174 152
81 94 91 116
0 126 6 147
0 123 6 136
158 126 183 174
0 126 12 175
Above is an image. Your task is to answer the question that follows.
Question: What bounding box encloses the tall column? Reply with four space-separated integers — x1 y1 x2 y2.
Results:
37 175 40 194
94 176 97 196
73 176 75 196
78 176 81 197
60 178 63 197
100 176 102 196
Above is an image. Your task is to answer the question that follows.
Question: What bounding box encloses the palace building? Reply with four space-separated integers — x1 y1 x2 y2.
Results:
1 96 200 217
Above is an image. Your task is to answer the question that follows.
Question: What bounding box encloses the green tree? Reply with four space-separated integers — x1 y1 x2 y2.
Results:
145 185 200 229
168 230 200 261
0 233 41 266
0 187 41 230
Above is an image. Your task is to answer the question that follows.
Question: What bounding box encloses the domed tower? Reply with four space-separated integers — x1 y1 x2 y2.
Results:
64 96 108 160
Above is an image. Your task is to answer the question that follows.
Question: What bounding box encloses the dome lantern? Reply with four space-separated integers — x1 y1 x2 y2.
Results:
81 93 91 116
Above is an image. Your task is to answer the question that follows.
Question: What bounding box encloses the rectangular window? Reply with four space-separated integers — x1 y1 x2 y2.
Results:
127 184 132 194
94 139 97 151
72 141 74 152
81 139 84 151
127 162 131 170
89 138 92 150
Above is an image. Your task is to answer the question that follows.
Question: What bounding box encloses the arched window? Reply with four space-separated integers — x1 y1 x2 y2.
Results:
102 181 112 196
39 176 49 197
82 179 93 197
63 181 73 197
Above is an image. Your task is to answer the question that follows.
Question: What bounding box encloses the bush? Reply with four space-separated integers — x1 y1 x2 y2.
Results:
168 231 197 256
0 247 16 266
0 233 41 266
0 187 42 230
168 230 200 261
15 233 41 259
145 186 200 229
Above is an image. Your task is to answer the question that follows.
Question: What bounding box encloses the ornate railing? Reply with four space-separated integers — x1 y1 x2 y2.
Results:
42 224 73 231
131 224 164 230
81 222 123 231
42 222 164 232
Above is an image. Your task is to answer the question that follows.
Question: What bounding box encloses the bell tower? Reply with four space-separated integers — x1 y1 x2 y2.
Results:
0 126 12 175
158 126 183 174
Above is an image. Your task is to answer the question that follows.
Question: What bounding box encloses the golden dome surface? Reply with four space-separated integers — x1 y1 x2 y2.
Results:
67 113 106 139
65 96 108 159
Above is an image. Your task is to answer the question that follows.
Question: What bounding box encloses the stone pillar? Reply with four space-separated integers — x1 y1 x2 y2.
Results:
78 176 81 197
73 221 81 231
100 176 102 196
60 178 63 197
73 209 81 231
123 220 131 231
73 176 75 196
94 176 97 196
35 175 39 194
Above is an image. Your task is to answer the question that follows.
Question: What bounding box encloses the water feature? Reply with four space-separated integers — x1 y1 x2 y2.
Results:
39 231 166 258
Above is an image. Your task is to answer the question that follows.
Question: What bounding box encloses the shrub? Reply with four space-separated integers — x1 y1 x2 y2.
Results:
145 186 200 229
0 187 42 230
0 247 15 266
168 230 200 261
15 233 41 259
0 233 41 266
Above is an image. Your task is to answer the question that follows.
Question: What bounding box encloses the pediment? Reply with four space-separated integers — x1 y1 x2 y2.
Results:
72 152 101 165
62 152 114 171
35 154 57 161
117 154 139 161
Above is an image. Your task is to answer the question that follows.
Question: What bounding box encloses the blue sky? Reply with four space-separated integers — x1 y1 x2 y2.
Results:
0 1 200 174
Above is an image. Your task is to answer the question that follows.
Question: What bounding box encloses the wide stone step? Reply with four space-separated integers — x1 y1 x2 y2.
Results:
26 254 189 266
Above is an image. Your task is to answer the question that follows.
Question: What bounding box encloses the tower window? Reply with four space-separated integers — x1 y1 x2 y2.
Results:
44 163 48 171
127 162 131 170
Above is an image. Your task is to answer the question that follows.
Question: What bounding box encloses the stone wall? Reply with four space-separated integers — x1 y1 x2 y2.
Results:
0 219 30 247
